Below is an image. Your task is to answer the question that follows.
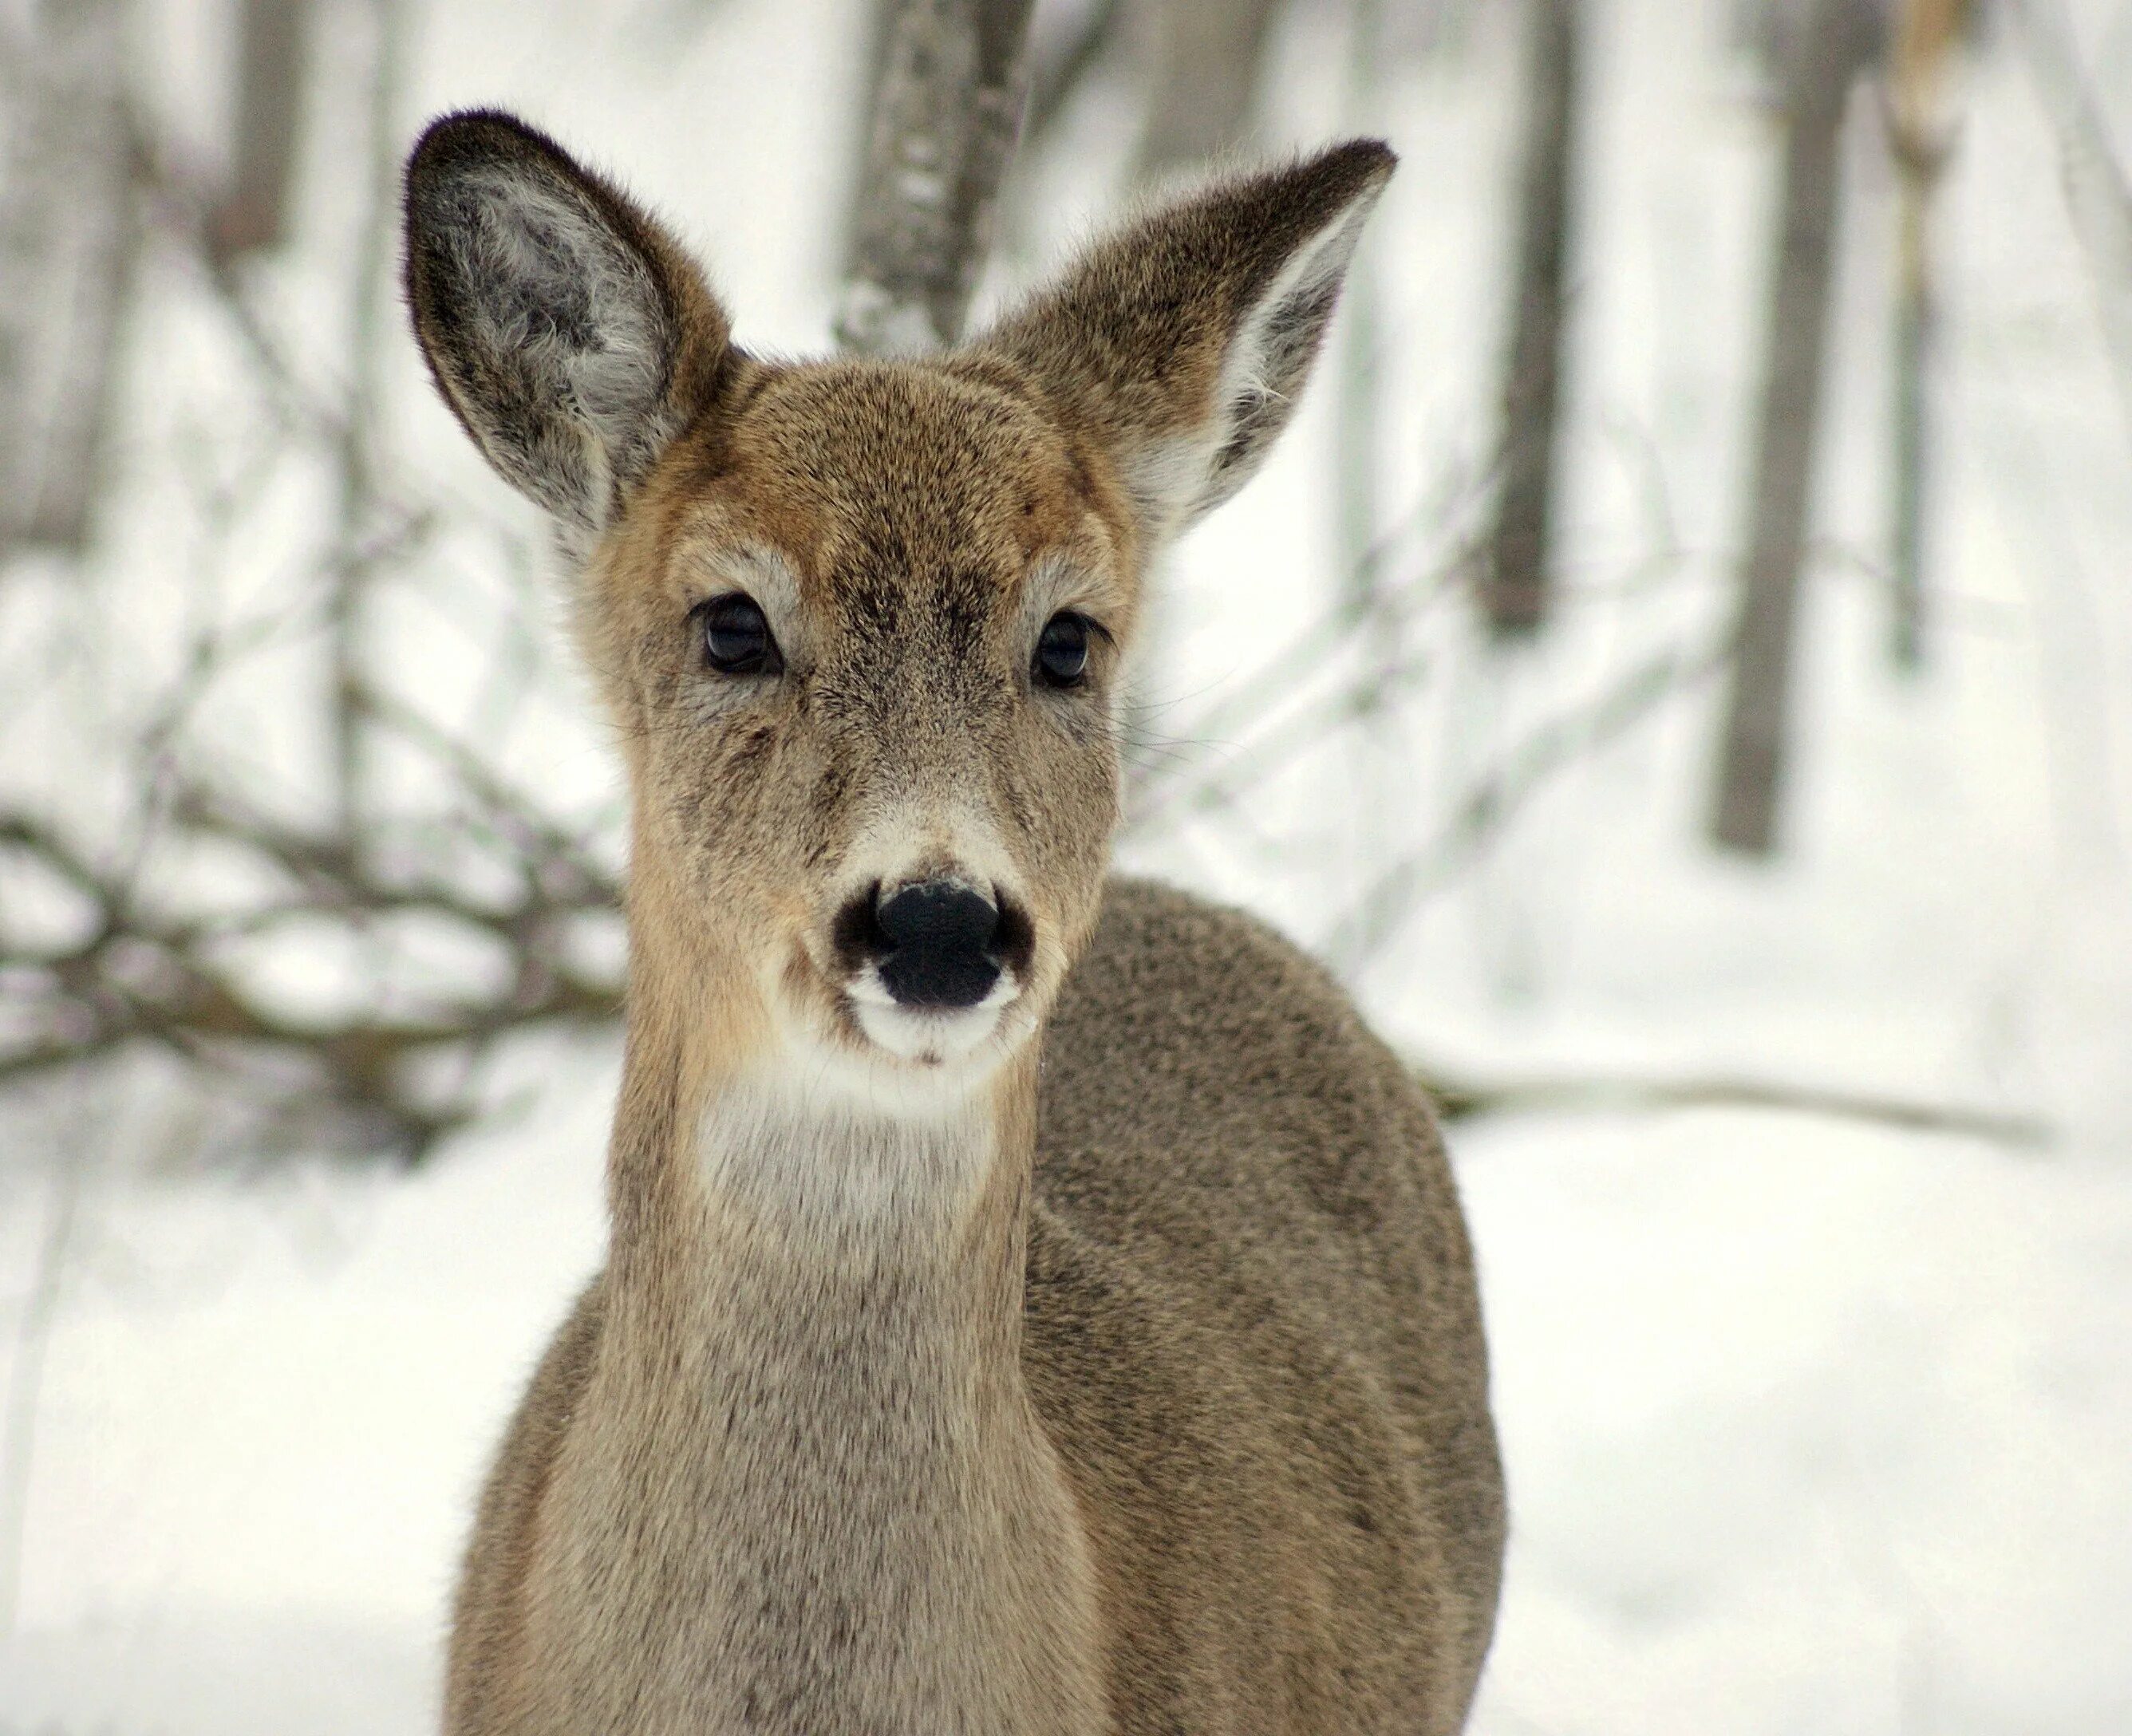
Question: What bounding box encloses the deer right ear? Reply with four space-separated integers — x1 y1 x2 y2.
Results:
402 110 730 539
981 140 1393 549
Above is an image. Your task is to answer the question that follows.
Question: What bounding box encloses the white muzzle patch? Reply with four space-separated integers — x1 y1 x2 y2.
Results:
846 964 1023 1065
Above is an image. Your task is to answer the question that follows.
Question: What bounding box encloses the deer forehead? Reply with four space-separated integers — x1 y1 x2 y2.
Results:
631 361 1129 622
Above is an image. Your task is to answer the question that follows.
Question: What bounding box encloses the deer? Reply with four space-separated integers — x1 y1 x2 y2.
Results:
401 108 1505 1736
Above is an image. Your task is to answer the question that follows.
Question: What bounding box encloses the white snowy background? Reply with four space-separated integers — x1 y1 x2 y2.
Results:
3 0 2130 1730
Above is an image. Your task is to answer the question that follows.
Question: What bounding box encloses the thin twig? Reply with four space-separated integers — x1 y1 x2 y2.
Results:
0 1140 87 1635
1331 633 1727 963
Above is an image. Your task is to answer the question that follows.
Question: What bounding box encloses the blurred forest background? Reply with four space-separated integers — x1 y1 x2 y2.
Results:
2 0 2130 1729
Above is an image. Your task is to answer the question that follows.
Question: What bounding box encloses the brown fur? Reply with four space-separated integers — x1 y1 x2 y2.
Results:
404 110 1505 1734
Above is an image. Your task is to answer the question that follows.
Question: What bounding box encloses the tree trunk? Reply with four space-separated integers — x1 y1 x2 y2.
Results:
328 0 409 834
1025 0 1124 143
1482 0 1581 637
1707 0 1874 856
836 0 1038 354
2005 0 2132 447
209 0 314 259
1338 0 1387 614
0 0 135 554
1885 0 1962 671
1886 155 1935 671
1133 0 1284 176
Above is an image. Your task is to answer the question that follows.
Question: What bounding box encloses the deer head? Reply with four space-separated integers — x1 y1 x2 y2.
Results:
403 112 1390 1111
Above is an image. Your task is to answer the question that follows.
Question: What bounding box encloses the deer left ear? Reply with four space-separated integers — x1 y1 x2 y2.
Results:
980 140 1393 546
402 109 731 542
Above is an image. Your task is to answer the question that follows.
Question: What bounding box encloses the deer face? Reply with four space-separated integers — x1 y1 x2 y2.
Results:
593 361 1134 1087
404 112 1388 1099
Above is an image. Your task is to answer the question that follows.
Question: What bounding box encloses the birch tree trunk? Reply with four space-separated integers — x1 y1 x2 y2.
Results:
1482 0 1581 637
1707 0 1875 855
0 0 135 554
836 0 1038 354
2006 0 2132 447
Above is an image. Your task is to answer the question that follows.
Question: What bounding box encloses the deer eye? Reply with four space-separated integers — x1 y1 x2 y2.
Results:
1033 612 1092 688
696 593 782 677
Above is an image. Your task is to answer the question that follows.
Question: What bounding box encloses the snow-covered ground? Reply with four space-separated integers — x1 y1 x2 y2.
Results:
6 0 2131 1730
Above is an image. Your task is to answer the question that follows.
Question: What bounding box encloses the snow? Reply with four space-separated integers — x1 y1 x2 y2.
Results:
6 0 2132 1730
1466 1114 2132 1734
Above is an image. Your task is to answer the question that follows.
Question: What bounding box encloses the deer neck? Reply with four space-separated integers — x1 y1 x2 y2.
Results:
580 926 1106 1734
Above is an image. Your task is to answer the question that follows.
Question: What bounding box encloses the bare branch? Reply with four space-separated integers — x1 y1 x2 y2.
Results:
1329 633 1726 965
0 1142 87 1637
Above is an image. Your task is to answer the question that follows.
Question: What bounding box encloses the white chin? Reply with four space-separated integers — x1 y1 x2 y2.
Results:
842 965 1024 1068
851 996 1009 1067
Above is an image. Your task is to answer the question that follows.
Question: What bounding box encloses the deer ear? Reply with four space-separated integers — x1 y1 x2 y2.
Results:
981 140 1392 545
402 110 730 539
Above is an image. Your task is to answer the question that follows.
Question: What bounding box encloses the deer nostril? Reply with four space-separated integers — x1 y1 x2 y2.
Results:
871 882 1003 1011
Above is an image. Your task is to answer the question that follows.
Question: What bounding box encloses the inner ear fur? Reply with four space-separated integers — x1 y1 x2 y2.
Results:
402 109 731 536
979 139 1395 544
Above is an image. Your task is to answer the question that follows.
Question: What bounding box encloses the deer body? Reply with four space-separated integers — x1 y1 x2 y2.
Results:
405 113 1503 1735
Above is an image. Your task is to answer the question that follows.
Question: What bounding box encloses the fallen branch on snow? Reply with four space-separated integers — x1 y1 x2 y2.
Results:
1416 1063 2053 1150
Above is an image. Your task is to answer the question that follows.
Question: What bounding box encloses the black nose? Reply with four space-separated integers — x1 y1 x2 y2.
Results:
869 881 1004 1011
